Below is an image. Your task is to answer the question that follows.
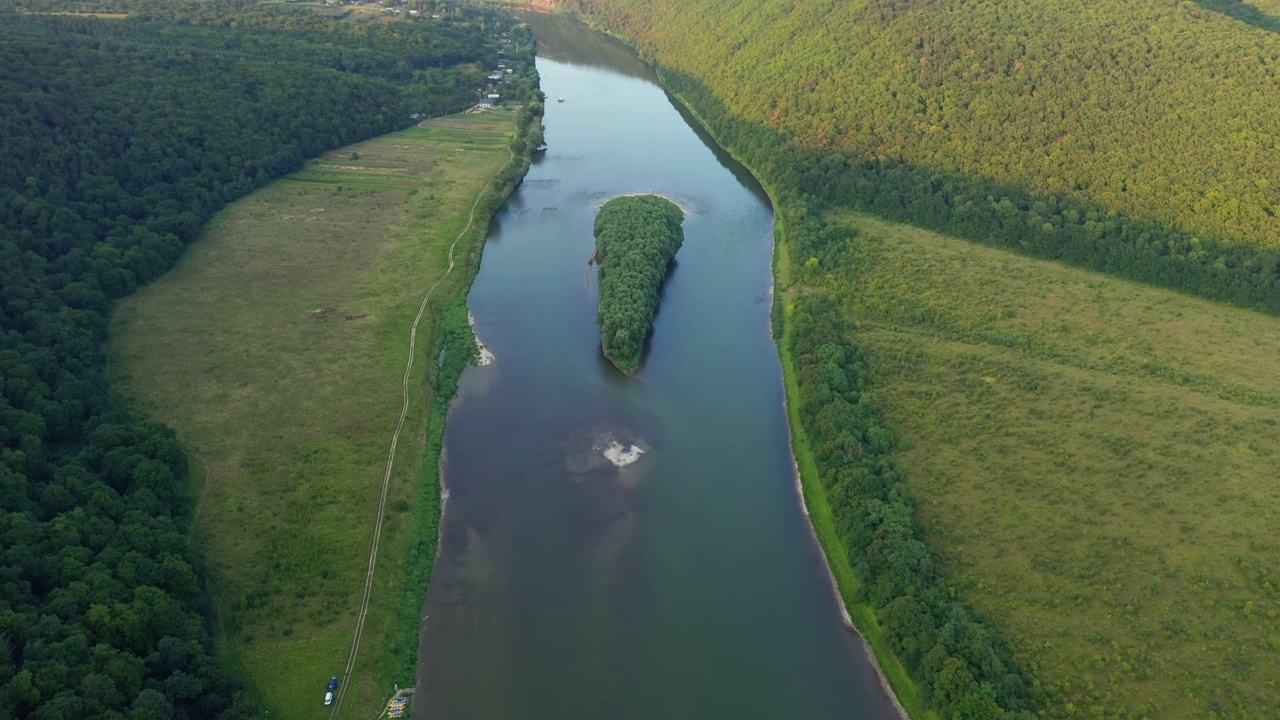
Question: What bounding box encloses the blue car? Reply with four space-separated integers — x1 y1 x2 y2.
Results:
324 676 338 706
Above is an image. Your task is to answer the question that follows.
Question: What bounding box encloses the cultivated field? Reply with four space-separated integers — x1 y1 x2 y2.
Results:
109 111 516 719
833 213 1280 719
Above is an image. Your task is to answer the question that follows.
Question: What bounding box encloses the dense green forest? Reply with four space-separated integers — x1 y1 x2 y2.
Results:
565 0 1280 248
0 3 527 717
565 0 1280 315
593 195 685 373
560 0 1280 717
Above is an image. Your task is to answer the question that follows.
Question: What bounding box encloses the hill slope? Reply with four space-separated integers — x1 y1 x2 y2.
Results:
567 0 1280 249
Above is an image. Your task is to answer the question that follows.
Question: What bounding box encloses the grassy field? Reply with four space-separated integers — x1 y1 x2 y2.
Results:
832 213 1280 719
109 110 517 719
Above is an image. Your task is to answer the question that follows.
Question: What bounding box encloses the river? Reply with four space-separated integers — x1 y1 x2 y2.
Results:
414 14 902 719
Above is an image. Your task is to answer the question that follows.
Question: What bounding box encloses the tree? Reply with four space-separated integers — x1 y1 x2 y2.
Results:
594 195 685 373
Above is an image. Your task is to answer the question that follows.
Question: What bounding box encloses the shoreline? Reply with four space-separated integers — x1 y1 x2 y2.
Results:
659 68 916 720
596 190 695 216
405 103 539 718
782 402 911 720
467 311 496 365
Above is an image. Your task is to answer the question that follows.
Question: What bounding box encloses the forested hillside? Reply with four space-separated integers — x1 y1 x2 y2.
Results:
0 3 517 717
568 0 1280 247
566 0 1280 316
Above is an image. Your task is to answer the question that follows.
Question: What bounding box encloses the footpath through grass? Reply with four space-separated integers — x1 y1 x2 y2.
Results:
834 212 1280 719
109 110 517 719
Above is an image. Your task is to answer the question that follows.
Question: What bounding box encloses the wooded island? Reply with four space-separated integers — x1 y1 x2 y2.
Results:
594 195 685 373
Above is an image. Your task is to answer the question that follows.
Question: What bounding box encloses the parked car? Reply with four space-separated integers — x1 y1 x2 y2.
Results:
324 676 338 706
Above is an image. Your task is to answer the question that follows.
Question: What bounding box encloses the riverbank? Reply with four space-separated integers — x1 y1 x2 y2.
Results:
650 77 928 720
109 108 538 719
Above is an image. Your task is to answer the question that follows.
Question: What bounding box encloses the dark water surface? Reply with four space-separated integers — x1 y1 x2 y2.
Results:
415 15 901 720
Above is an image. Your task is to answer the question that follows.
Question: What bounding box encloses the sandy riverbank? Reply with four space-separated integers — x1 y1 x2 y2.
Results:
467 311 495 366
597 191 695 216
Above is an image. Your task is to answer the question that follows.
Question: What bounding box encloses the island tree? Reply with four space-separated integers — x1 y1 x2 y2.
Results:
594 195 685 373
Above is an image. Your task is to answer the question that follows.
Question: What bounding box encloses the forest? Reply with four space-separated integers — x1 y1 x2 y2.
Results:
0 3 526 717
560 0 1280 717
593 195 685 374
565 0 1280 253
565 0 1280 315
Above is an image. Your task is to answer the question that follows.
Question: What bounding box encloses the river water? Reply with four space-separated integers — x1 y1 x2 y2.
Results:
415 15 901 720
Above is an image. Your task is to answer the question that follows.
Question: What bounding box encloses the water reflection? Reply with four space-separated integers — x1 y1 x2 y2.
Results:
521 11 654 80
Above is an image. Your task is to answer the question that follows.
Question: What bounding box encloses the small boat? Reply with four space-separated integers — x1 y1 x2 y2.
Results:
557 97 565 103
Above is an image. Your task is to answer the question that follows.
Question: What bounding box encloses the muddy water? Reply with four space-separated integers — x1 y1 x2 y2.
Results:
415 15 902 720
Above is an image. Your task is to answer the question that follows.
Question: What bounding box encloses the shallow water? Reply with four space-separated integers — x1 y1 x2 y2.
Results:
415 15 902 720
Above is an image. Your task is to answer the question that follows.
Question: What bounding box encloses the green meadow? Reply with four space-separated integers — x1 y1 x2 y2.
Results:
833 213 1280 719
109 111 516 719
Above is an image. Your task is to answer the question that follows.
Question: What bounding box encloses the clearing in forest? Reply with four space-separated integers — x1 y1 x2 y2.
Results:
833 213 1280 720
109 111 516 719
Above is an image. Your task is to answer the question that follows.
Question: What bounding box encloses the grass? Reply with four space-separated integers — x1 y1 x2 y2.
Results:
109 110 518 720
829 212 1280 719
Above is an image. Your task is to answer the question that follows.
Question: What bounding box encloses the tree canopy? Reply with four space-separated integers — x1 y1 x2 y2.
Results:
565 0 1280 313
594 195 685 374
565 0 1280 249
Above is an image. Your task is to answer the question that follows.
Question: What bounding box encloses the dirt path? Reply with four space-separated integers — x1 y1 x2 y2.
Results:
329 133 515 719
